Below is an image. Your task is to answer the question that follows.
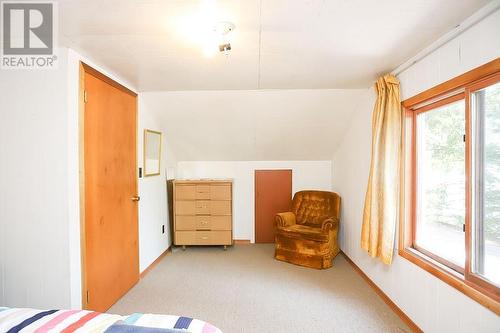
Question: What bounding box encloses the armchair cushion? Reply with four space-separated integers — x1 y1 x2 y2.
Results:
293 191 340 227
278 224 329 242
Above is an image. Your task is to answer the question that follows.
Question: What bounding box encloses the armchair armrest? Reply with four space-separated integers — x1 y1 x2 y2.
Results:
321 217 339 232
275 212 296 228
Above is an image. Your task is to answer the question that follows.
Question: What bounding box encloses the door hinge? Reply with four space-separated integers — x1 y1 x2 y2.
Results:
463 224 466 232
463 134 466 143
86 290 90 304
84 90 88 103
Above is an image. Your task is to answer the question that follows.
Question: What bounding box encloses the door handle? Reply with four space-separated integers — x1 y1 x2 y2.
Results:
131 196 140 202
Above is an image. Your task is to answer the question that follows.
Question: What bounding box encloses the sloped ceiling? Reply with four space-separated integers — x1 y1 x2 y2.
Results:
142 89 368 161
59 0 490 91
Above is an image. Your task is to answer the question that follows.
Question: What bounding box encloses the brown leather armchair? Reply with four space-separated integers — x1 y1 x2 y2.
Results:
274 190 341 269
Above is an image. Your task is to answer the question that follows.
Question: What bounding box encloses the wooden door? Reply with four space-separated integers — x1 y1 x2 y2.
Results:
82 64 139 311
255 170 292 243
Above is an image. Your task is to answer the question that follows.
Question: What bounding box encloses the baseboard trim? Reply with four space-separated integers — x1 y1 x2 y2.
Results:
140 246 171 279
233 239 251 244
340 252 423 333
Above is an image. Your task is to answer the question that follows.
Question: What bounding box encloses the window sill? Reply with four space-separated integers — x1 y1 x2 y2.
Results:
398 247 500 315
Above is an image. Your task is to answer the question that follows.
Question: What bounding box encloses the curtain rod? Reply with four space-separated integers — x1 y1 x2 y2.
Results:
391 0 500 77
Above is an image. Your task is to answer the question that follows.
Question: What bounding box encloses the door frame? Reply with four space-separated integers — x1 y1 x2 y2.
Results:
79 62 138 309
254 169 293 243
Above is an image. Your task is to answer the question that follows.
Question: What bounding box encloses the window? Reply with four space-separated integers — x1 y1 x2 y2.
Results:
414 95 466 272
400 59 500 314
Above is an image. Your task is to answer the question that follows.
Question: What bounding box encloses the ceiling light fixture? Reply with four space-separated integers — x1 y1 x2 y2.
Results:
214 21 235 56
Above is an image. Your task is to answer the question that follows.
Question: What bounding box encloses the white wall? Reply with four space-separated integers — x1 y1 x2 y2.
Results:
137 96 177 272
0 48 72 308
332 8 500 333
177 161 332 242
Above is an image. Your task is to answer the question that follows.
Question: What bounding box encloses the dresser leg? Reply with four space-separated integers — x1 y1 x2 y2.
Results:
182 245 186 251
223 245 227 251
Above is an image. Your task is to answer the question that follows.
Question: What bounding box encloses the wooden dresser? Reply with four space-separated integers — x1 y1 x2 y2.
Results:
173 179 233 249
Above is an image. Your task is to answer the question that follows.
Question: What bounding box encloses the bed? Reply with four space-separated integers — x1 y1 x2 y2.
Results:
0 307 222 333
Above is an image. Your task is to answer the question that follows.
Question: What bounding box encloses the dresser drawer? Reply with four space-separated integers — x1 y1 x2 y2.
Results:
195 216 231 230
176 200 231 216
210 200 231 215
175 231 232 245
195 185 210 199
175 216 196 230
210 185 231 200
176 185 211 200
175 201 195 215
195 216 211 230
195 200 210 214
175 185 195 200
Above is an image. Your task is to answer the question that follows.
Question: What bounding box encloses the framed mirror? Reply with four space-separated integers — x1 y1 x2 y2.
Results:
144 129 162 177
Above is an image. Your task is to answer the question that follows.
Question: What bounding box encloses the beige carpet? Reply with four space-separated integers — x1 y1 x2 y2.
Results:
109 244 410 333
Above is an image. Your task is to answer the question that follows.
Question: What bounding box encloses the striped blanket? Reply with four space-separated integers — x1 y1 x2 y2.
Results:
0 307 222 333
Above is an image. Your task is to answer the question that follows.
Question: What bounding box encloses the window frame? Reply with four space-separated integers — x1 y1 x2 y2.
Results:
399 58 500 315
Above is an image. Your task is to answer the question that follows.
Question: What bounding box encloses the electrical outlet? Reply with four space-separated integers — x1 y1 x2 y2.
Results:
162 225 165 234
